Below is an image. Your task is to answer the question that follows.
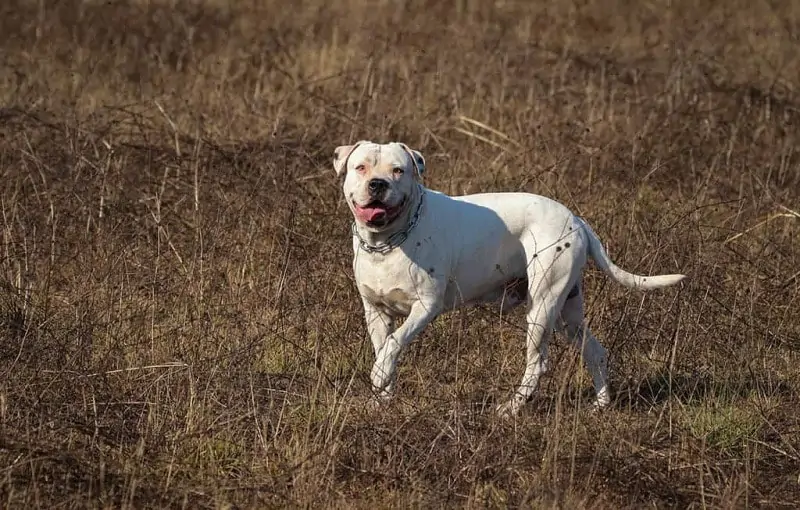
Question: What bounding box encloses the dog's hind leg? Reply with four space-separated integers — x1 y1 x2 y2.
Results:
496 259 573 418
557 284 610 408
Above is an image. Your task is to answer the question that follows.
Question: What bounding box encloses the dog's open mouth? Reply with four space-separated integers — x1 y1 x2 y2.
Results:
353 198 405 226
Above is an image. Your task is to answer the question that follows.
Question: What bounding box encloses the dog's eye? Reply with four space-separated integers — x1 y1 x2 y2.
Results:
355 164 366 173
393 167 404 176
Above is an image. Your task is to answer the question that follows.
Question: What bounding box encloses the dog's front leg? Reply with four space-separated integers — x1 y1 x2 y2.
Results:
362 297 395 359
370 299 441 399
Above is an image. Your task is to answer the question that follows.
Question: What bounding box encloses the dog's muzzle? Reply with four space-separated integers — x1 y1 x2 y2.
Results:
353 196 406 227
367 178 389 197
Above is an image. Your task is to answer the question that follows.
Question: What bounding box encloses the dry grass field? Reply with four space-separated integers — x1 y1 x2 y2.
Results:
1 0 799 507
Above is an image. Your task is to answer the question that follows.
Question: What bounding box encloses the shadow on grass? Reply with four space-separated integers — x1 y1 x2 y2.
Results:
614 368 794 410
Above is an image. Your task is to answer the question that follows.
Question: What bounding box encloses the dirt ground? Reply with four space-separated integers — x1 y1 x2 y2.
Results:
1 0 799 508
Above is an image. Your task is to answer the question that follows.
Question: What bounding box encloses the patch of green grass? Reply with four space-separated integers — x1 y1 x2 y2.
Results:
683 401 763 453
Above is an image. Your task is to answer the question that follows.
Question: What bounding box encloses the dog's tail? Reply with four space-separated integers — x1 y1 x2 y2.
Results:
579 218 686 290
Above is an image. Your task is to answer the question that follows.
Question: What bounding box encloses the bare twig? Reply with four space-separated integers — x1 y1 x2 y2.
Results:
154 100 181 157
43 362 189 378
723 209 797 244
458 115 522 146
453 127 511 152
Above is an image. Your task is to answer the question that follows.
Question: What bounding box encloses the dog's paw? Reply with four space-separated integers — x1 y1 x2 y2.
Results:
370 352 398 394
589 398 611 414
366 387 394 412
495 398 523 419
366 396 384 412
590 388 611 412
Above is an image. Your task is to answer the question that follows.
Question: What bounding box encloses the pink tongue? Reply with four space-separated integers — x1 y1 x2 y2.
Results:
356 205 388 223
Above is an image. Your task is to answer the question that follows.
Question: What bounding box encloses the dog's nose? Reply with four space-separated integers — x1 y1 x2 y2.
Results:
368 179 389 195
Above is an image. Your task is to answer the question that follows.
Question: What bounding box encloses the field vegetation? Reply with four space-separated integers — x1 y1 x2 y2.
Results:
0 0 799 507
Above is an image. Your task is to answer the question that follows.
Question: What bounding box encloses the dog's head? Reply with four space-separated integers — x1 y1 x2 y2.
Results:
333 141 425 231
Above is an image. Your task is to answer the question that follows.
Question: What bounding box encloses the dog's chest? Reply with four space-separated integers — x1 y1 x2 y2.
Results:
359 283 414 317
354 255 425 317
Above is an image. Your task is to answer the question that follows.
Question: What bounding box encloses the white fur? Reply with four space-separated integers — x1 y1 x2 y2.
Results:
333 141 686 417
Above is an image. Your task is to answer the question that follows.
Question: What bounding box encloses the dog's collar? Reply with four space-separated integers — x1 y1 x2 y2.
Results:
352 188 425 255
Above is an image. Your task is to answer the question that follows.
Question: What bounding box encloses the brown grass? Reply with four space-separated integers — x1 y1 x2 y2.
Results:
1 0 799 507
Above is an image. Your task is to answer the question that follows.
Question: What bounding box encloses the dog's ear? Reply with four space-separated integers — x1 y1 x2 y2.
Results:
396 143 426 177
332 140 370 177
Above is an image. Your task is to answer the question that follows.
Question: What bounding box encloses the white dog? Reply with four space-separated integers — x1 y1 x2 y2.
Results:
333 140 686 417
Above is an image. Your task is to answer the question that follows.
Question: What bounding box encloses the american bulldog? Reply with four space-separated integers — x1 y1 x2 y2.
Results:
333 140 686 416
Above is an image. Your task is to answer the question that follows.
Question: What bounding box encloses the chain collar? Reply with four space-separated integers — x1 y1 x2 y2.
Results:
352 188 425 255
